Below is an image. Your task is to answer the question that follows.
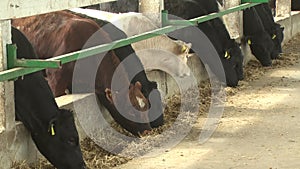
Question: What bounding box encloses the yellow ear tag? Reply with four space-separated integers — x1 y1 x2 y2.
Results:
50 124 55 136
247 39 252 45
224 51 231 59
272 34 277 39
181 45 187 53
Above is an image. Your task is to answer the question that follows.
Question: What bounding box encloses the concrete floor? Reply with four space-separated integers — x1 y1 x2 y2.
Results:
113 47 300 169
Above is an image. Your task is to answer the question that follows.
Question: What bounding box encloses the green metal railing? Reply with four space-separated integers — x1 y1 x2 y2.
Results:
0 2 266 81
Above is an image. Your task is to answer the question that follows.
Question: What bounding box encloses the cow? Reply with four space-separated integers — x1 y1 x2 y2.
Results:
83 0 244 87
97 0 139 13
12 26 86 169
164 0 244 87
243 7 275 66
70 8 193 78
254 3 284 59
67 10 165 128
12 11 154 136
292 0 300 11
268 0 276 15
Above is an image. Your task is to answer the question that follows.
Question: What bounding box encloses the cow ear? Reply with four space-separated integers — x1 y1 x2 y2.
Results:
186 53 194 58
105 88 113 104
185 43 192 49
181 43 192 53
135 81 142 90
224 51 231 59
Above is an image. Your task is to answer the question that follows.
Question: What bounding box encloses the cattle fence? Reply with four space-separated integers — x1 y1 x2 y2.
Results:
0 1 267 81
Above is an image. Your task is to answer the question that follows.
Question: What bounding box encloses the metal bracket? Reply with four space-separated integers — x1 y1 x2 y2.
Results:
6 44 61 69
161 10 197 27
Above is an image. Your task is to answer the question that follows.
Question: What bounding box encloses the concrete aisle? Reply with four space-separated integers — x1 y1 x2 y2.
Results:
114 56 300 169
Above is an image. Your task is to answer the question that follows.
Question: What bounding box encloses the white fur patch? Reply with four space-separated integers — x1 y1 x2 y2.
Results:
136 96 146 108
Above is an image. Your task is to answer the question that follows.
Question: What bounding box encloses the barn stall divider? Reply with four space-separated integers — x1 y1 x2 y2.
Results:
1 0 295 168
0 1 266 81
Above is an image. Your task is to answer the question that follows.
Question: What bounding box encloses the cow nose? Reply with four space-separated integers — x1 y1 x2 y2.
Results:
138 130 152 137
143 130 152 135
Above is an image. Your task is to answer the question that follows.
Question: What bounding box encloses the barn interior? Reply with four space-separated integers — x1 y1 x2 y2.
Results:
0 0 299 168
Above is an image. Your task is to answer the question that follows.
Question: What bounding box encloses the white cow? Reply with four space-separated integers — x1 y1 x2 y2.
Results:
70 8 192 77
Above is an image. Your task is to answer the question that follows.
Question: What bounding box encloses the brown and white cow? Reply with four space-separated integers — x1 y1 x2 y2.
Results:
12 11 151 135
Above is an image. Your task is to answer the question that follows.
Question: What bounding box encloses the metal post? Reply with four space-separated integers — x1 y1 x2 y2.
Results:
139 0 163 27
276 0 291 17
223 0 243 39
0 20 14 132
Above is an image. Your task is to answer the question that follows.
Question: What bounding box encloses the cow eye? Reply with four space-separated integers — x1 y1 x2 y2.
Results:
67 137 78 146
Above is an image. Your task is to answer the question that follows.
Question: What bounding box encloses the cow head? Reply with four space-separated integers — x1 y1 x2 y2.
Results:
223 40 244 81
270 24 284 59
31 109 86 169
174 40 193 61
169 40 192 77
243 32 274 67
104 81 151 136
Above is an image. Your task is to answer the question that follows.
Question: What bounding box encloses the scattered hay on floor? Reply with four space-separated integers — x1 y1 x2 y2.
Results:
11 159 54 169
80 80 212 168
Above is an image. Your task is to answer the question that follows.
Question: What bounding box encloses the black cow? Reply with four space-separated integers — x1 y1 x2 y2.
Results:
195 0 220 14
243 7 274 66
12 27 86 169
98 0 139 12
165 0 244 87
261 3 284 53
197 0 244 82
254 3 284 59
292 0 300 11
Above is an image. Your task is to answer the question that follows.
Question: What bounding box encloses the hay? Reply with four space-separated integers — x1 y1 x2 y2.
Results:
11 159 53 169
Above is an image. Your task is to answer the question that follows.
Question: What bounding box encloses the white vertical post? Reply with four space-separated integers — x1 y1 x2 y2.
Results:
0 20 14 133
139 0 163 26
276 0 291 18
223 0 242 39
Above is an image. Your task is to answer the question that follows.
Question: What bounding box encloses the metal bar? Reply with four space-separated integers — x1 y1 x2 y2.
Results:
161 10 169 27
7 44 61 69
15 59 61 68
0 2 261 81
241 0 268 3
33 24 188 65
6 44 17 69
0 67 43 81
